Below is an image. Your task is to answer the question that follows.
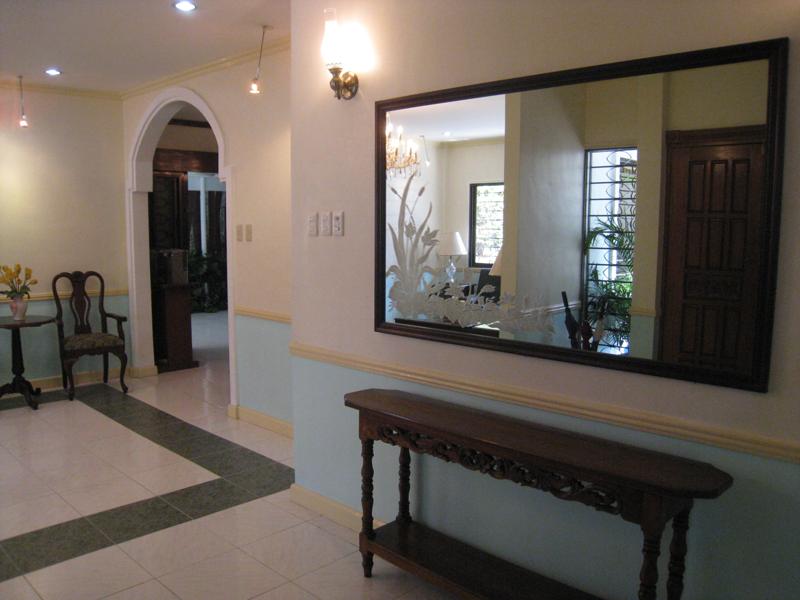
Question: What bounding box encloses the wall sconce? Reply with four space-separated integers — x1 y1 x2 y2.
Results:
321 8 358 100
249 25 272 95
17 76 28 128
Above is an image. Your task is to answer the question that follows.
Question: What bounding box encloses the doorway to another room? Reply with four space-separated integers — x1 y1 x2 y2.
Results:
147 103 230 409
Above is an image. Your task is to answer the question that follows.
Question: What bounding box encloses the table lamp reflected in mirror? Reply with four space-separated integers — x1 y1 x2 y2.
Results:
437 232 466 283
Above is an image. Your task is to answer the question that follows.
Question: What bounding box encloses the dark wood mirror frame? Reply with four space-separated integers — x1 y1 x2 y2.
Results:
374 39 788 392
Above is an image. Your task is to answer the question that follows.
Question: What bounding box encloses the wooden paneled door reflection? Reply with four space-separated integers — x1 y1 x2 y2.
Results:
660 126 766 373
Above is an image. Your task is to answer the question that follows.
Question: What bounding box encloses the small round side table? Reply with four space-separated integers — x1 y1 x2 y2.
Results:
0 315 56 410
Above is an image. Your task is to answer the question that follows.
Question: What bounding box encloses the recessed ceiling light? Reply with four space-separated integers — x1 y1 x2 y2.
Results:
44 67 62 76
173 1 197 12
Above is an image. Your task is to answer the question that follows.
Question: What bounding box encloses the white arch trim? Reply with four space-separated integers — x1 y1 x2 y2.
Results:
125 87 238 406
129 87 228 191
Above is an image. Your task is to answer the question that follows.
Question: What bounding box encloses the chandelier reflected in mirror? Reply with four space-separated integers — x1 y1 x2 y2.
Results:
385 116 420 178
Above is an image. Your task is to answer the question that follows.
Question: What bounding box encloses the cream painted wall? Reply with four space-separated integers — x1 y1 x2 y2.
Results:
517 86 585 308
584 76 639 148
441 139 505 250
156 123 218 152
291 0 800 447
122 50 291 315
0 88 126 291
667 60 768 130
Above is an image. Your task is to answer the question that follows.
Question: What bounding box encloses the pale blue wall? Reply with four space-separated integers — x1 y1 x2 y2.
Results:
235 316 292 423
292 356 800 600
0 296 130 382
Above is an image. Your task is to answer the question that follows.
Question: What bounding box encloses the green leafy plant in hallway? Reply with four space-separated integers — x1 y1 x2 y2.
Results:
583 213 634 350
189 250 228 312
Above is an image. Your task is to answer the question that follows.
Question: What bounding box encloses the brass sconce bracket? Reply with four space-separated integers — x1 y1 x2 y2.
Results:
328 66 359 100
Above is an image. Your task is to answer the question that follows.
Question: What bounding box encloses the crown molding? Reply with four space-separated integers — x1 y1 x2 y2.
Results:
0 35 290 102
121 36 290 100
0 81 121 100
289 340 800 464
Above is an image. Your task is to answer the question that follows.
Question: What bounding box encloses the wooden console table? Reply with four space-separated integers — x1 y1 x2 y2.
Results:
345 389 733 600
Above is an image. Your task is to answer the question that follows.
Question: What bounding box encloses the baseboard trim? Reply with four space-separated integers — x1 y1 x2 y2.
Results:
290 483 384 532
228 405 293 438
289 341 800 464
130 365 159 378
234 307 292 324
27 368 121 393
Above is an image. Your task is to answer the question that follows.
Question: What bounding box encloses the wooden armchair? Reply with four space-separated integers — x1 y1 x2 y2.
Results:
52 271 128 399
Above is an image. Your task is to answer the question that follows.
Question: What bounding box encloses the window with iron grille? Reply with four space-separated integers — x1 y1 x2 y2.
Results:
468 182 504 268
583 148 637 354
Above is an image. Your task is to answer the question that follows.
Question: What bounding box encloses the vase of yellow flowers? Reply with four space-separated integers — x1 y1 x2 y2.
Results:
1 265 37 321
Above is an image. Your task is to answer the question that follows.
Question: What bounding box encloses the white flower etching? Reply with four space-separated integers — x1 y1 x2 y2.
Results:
386 173 553 339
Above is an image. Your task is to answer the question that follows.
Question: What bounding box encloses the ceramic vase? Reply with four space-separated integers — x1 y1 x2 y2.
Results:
9 297 28 321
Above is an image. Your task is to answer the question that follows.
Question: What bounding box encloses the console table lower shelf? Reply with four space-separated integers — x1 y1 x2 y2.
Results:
363 520 600 600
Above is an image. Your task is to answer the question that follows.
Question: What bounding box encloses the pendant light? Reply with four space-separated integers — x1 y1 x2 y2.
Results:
18 76 28 128
249 25 271 94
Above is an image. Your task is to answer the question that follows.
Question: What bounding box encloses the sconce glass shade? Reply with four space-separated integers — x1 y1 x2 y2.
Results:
321 8 342 68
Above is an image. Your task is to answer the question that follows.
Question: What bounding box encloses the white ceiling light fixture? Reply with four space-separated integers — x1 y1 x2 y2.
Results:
17 75 28 128
44 67 62 76
173 1 197 13
249 25 272 95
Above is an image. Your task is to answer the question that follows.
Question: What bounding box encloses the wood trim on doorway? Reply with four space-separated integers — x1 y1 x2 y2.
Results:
153 148 218 173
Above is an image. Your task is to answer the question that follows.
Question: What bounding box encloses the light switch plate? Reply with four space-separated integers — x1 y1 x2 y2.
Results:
320 211 332 236
236 224 243 242
332 210 344 236
245 224 253 242
308 212 319 236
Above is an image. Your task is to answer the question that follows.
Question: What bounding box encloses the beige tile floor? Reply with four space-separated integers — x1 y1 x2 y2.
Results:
0 313 454 600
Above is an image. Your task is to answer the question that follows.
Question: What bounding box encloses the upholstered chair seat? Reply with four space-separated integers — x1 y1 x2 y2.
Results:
64 332 124 352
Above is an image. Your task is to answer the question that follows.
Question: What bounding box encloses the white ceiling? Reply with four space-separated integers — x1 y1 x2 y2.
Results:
0 0 290 93
388 95 506 143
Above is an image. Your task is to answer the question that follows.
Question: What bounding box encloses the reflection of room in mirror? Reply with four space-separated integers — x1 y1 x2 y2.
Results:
385 59 769 365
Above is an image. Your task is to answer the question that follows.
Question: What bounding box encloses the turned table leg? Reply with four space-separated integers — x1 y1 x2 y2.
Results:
360 439 375 577
398 446 412 523
667 507 692 600
638 526 664 600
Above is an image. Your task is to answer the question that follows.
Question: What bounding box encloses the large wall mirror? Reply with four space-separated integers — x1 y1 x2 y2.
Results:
375 39 787 391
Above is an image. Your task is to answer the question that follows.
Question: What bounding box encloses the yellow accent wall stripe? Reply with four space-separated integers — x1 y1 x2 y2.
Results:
0 289 128 303
234 307 292 324
289 341 800 464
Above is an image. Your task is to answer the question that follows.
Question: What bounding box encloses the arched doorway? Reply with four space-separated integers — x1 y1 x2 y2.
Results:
126 88 237 409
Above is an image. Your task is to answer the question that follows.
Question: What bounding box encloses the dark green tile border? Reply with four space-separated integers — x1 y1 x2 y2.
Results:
86 497 191 544
0 384 294 582
1 518 112 574
161 478 258 518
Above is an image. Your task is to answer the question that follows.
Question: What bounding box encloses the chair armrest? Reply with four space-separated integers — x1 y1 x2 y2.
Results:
104 312 127 341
